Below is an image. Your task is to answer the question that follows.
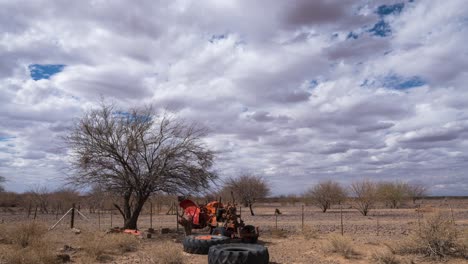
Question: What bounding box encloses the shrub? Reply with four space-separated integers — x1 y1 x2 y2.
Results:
0 222 47 248
139 240 185 264
371 250 400 264
304 180 347 213
397 212 465 259
0 241 60 264
109 233 140 253
324 234 359 259
80 232 140 261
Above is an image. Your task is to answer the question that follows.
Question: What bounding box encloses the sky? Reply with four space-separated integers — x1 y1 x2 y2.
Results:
1 0 467 196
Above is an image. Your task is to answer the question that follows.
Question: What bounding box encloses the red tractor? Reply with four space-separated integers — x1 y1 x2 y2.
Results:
178 198 259 243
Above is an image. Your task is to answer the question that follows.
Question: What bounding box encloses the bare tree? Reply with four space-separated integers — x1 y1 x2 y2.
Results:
65 103 216 229
304 180 347 213
406 183 428 204
0 175 5 192
224 174 270 216
350 179 378 216
377 181 409 208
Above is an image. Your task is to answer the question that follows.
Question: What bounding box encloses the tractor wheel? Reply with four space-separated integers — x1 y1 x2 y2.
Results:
183 235 230 255
240 225 258 243
211 227 228 237
208 243 269 264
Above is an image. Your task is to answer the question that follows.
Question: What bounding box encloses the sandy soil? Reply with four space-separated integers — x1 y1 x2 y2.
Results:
1 198 467 263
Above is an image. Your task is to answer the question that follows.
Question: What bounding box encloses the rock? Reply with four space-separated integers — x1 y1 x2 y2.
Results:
56 253 71 262
71 228 81 234
160 228 170 234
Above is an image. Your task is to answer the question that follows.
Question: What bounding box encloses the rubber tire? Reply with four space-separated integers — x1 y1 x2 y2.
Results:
183 235 230 255
211 227 228 236
208 243 269 264
240 225 258 244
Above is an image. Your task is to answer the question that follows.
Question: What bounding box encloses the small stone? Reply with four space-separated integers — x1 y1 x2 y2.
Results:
71 228 81 234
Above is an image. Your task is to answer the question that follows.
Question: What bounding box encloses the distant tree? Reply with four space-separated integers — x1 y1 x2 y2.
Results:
304 180 347 212
224 174 270 216
406 183 428 204
350 179 378 216
0 175 5 192
377 181 409 208
65 103 216 229
27 186 51 213
49 187 80 213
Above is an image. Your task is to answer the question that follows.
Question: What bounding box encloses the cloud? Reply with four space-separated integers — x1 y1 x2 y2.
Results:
0 0 467 195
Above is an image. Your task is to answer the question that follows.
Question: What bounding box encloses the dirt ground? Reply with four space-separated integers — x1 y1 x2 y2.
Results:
1 198 467 264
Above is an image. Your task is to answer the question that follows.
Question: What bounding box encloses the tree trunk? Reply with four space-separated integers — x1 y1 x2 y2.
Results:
249 203 255 216
114 191 149 229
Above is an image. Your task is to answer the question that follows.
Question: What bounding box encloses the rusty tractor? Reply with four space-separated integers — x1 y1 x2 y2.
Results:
178 197 259 243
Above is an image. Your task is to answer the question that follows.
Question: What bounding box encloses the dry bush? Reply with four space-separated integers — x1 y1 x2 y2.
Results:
0 222 47 248
302 225 319 240
0 222 60 264
397 212 466 259
138 240 185 264
79 232 140 261
109 233 140 253
324 234 359 259
0 243 61 264
371 250 400 264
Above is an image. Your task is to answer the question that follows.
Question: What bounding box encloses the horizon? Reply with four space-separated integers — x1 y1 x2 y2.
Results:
1 0 467 196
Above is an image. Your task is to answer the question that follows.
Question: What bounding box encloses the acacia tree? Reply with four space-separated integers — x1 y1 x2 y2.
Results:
406 183 428 204
224 175 270 216
66 103 216 229
304 180 347 213
377 181 409 208
350 179 378 216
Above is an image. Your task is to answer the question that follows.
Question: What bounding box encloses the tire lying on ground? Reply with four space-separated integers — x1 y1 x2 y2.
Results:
183 235 230 254
208 243 269 264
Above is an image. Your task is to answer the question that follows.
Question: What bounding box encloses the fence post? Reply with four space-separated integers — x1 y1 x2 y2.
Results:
340 204 344 236
175 202 179 232
70 203 75 228
301 205 304 231
150 201 153 229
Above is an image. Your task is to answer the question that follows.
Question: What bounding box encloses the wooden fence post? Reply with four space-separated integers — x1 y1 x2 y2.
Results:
340 204 344 236
70 203 75 228
301 205 304 231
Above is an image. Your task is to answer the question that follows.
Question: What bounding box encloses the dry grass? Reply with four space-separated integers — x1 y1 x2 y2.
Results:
323 234 359 259
396 212 466 259
0 222 47 247
137 240 185 264
301 225 319 240
270 228 289 238
79 231 140 261
371 250 400 264
0 222 61 264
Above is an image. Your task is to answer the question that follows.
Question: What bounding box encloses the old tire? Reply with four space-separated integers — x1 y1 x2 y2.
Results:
183 235 230 255
208 243 269 264
211 227 228 236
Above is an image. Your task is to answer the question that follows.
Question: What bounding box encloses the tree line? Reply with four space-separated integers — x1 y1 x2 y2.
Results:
304 179 428 216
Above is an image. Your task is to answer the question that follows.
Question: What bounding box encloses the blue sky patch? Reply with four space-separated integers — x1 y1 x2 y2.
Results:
377 3 404 17
382 75 426 90
0 136 15 142
28 64 65 80
369 20 392 37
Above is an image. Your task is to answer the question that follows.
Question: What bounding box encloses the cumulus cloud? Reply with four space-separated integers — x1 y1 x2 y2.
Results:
1 0 467 195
